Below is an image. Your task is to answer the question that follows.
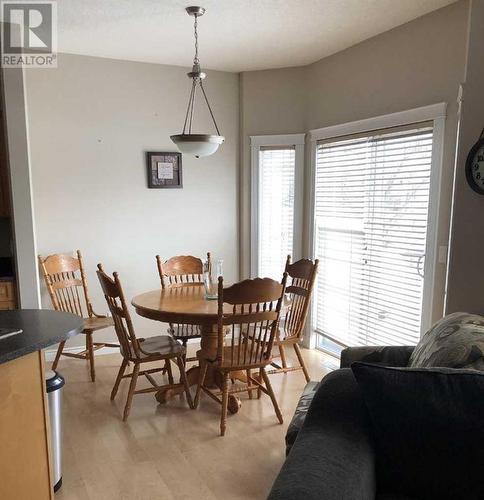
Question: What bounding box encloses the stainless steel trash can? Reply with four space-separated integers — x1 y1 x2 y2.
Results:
45 370 65 492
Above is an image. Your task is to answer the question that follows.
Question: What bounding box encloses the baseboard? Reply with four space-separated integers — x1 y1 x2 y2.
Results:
43 336 201 361
44 345 120 362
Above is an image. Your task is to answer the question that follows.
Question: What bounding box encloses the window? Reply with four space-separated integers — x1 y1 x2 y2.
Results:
312 123 437 350
251 134 304 279
258 147 295 279
249 104 445 352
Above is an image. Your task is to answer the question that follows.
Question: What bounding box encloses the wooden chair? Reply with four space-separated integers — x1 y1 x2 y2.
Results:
194 275 287 436
38 251 117 381
97 264 193 421
268 256 319 383
156 253 210 362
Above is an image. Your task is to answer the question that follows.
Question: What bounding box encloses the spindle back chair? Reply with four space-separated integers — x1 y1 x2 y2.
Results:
156 253 211 361
195 275 287 436
268 255 318 382
97 264 193 420
157 254 210 287
38 250 116 381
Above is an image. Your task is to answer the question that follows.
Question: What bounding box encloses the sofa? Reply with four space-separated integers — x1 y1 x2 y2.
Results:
268 313 484 500
269 346 413 500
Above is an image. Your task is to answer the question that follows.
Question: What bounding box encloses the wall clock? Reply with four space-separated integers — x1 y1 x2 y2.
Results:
465 130 484 194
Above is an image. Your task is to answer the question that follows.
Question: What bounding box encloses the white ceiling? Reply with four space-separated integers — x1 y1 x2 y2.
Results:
58 0 457 72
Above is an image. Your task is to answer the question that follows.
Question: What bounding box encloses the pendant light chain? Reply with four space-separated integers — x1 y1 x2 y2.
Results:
193 14 199 65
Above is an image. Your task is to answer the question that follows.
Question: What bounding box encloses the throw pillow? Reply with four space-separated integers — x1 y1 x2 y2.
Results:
408 312 484 370
352 362 484 500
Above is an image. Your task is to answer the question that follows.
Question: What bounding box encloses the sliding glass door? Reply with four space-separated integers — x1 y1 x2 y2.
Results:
250 110 444 353
313 124 435 351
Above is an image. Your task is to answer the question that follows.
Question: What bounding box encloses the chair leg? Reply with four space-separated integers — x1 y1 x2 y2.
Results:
194 360 208 409
86 333 96 382
261 369 283 424
111 359 128 400
293 343 310 383
220 372 229 436
51 341 65 371
176 356 194 409
165 359 174 385
181 339 188 365
123 363 140 421
278 344 288 369
246 370 254 399
257 368 263 399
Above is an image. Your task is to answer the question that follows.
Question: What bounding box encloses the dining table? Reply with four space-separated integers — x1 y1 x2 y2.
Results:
132 283 251 414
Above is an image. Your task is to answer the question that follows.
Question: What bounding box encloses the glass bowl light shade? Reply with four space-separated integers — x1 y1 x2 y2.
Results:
170 134 225 158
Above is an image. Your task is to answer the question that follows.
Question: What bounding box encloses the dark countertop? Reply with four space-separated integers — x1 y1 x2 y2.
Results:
0 309 83 365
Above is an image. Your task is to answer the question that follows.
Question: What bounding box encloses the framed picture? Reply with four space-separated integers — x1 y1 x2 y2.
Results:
146 152 182 188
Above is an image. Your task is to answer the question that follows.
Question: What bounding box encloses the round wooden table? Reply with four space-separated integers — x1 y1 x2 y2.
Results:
132 284 246 413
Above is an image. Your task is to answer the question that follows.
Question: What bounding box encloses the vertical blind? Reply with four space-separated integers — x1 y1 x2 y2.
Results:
258 146 296 279
314 124 434 347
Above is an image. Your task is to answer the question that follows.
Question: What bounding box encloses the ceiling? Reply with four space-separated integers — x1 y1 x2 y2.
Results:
58 0 457 72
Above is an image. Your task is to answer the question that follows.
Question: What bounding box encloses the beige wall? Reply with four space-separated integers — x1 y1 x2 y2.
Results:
239 66 306 277
240 1 469 324
25 54 239 346
446 0 484 313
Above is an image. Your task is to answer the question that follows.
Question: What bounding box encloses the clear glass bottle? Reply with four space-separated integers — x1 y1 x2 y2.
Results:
204 259 223 300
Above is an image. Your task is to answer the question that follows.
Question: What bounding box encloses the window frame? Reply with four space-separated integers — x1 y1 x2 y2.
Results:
307 103 447 348
250 133 305 278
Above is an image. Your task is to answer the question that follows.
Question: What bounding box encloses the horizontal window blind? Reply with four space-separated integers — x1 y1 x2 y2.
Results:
314 125 433 347
258 146 295 280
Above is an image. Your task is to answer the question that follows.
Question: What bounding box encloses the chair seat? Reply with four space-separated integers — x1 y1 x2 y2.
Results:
197 346 271 370
168 323 202 339
83 316 114 332
122 335 183 360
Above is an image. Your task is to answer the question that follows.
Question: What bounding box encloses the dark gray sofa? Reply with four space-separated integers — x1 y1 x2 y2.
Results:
268 346 415 500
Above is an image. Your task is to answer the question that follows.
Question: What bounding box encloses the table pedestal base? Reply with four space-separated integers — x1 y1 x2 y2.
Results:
155 324 249 414
155 364 246 414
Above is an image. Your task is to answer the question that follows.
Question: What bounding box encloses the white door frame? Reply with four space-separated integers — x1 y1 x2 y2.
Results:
250 133 305 277
307 103 447 344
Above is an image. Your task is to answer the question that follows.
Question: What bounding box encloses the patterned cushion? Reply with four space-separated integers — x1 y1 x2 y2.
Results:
285 381 320 455
408 312 484 370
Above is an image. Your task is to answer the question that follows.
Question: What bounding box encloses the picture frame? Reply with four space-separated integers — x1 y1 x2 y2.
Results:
146 151 182 188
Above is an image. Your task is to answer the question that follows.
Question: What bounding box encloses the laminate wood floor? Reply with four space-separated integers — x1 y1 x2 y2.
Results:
53 346 328 500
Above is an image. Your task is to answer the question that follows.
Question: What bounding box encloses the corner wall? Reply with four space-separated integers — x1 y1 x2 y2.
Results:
240 1 469 325
446 0 484 314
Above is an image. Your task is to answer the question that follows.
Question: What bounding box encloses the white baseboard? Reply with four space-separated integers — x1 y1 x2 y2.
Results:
43 336 202 361
44 345 120 362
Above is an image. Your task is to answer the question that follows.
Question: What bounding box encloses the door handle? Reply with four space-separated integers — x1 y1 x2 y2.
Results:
417 254 425 278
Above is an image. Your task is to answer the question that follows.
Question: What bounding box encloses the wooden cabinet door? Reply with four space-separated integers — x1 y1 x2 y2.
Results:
0 281 16 309
0 352 54 500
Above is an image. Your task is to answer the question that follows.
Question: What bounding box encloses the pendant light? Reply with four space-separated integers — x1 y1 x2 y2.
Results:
170 6 224 158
